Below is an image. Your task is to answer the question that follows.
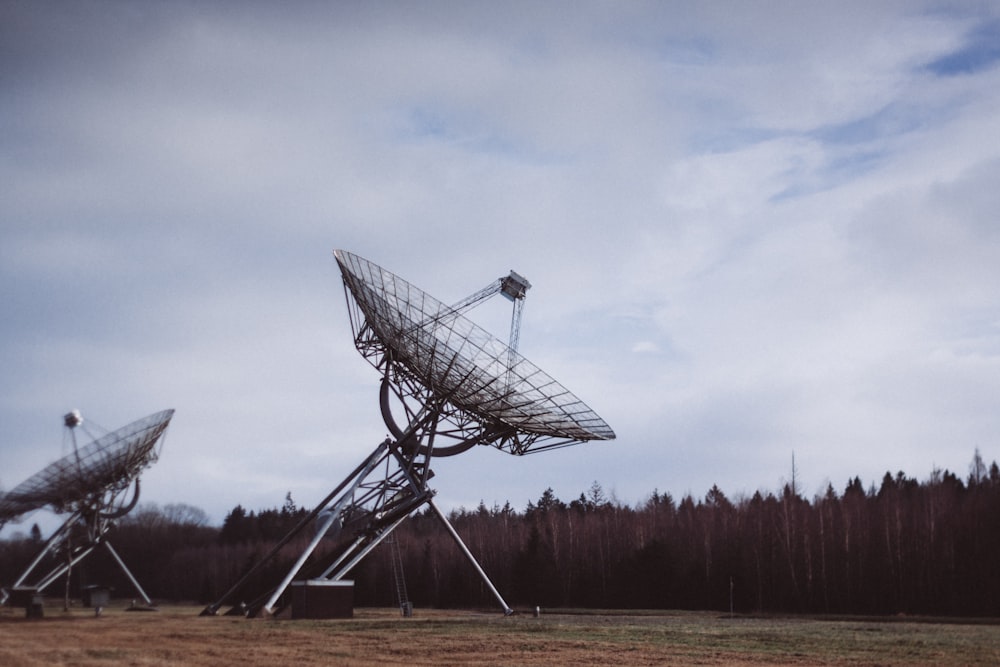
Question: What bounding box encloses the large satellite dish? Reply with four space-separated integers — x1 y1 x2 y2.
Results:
337 250 614 451
0 409 174 610
204 251 613 617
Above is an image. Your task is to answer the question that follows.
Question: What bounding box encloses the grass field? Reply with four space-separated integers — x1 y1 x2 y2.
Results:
2 602 999 666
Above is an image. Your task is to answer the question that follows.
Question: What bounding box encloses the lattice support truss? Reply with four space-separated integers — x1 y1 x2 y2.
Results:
203 432 512 617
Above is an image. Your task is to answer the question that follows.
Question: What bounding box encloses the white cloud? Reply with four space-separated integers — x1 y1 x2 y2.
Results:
3 2 1000 532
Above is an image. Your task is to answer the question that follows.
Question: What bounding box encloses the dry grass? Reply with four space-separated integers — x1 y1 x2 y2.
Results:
2 602 999 666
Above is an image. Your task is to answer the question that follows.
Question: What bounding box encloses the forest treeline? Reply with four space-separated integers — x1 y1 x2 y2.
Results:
2 451 998 616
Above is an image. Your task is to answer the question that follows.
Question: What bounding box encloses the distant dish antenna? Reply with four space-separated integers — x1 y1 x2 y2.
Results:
203 250 613 618
0 409 174 610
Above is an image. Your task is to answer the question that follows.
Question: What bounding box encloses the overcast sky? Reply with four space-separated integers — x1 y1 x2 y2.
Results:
3 1 1000 533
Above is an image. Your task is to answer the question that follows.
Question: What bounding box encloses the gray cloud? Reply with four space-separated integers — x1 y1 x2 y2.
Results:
3 2 1000 533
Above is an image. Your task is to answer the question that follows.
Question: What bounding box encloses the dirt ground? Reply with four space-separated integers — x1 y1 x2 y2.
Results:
2 602 999 666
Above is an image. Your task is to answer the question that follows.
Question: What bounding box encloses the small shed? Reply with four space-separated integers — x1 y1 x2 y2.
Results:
82 585 112 609
290 579 354 619
8 587 44 618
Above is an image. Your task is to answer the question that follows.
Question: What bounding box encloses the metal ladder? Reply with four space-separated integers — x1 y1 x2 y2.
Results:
386 534 411 616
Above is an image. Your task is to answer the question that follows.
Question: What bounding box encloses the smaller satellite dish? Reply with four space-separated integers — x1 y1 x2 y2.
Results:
0 409 174 610
0 409 173 521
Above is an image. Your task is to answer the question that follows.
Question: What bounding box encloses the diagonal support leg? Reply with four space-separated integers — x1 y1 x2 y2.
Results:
34 543 98 593
428 499 513 615
259 510 341 615
102 541 153 606
320 513 410 581
9 512 79 591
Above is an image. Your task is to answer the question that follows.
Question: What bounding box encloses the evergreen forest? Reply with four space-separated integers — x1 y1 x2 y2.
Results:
2 451 998 617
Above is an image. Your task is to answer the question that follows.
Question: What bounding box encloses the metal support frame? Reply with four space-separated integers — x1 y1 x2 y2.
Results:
3 509 153 607
200 443 391 616
204 391 515 618
256 441 421 616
